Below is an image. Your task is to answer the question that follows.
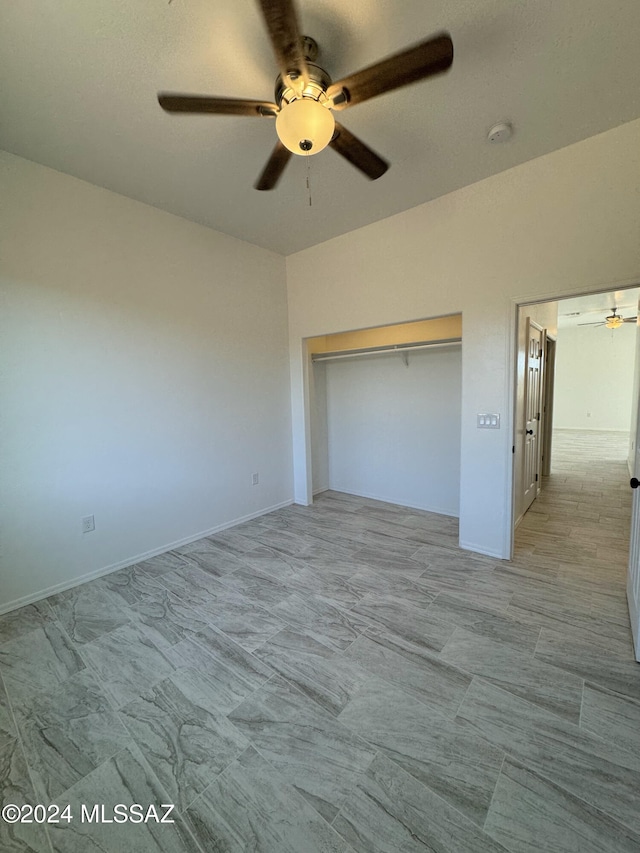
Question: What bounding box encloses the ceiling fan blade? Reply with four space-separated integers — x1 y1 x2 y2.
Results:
256 0 309 91
254 141 293 190
329 122 389 180
577 322 605 326
327 32 453 109
158 94 278 117
623 316 638 322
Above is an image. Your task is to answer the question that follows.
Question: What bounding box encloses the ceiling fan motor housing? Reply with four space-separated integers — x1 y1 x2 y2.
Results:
275 42 336 155
275 61 332 109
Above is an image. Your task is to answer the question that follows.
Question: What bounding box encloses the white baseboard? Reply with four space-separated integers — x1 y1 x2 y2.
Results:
458 540 506 560
0 499 293 616
327 487 459 519
553 427 630 433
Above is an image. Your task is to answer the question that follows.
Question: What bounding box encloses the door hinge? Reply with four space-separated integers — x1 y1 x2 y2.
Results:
536 412 541 420
535 473 539 482
512 445 515 454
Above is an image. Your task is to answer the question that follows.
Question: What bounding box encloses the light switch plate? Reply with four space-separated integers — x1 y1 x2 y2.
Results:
477 413 500 429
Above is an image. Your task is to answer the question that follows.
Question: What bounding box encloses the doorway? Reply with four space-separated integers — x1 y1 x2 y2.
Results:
512 285 640 658
307 314 463 515
514 287 639 526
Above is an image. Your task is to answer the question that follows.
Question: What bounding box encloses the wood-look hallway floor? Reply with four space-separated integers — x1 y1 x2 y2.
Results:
1 429 639 852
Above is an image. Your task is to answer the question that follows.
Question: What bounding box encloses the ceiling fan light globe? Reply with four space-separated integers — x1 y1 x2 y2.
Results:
605 316 624 329
276 98 335 155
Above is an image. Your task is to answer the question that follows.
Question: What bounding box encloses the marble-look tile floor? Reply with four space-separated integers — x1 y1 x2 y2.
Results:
1 429 639 852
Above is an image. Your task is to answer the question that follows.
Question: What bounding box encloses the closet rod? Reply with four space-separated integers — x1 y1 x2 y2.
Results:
311 337 462 363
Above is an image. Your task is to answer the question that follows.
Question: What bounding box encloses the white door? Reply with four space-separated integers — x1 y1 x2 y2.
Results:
522 319 543 514
628 333 640 661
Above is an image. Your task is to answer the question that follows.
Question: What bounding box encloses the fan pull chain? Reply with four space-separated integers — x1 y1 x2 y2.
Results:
306 157 312 207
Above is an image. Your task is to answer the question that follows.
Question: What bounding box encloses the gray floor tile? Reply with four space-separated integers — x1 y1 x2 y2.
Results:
508 594 633 653
269 593 369 651
217 565 292 607
351 594 457 652
99 564 168 606
11 669 131 802
239 524 356 560
285 564 365 609
0 600 53 645
349 548 427 579
337 676 504 826
0 621 85 704
334 751 508 853
119 671 249 812
0 676 17 749
0 738 51 853
166 625 273 714
426 588 513 625
155 563 227 609
133 549 193 576
484 757 640 853
345 570 437 609
447 607 541 654
185 746 351 853
534 628 640 701
440 628 583 721
580 681 640 751
254 628 371 716
174 538 249 576
242 547 364 607
0 430 634 851
412 543 497 574
194 587 286 652
229 675 376 822
237 544 320 581
334 528 425 560
345 631 471 717
47 744 203 852
79 621 179 709
128 588 210 649
48 580 131 644
204 528 259 556
457 678 640 834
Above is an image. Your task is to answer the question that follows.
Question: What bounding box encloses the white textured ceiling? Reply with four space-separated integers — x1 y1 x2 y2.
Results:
2 0 640 255
557 289 640 328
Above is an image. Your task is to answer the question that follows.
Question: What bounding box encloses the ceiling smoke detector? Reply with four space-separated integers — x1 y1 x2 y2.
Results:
487 122 513 143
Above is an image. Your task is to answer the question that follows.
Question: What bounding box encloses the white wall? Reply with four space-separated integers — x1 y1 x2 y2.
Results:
287 118 640 558
553 323 637 430
0 152 292 611
322 347 461 515
629 310 640 472
310 362 330 494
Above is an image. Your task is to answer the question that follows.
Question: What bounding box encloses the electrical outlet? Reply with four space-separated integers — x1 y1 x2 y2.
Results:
82 515 95 533
252 473 259 486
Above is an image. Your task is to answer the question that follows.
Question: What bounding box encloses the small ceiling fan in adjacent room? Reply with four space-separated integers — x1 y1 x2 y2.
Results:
578 308 638 329
157 0 453 190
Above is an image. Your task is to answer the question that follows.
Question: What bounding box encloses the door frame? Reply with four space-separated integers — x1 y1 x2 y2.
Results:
541 335 557 478
507 278 640 560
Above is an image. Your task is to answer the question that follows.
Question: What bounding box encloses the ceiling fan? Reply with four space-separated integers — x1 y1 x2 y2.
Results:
157 0 453 190
578 308 638 329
